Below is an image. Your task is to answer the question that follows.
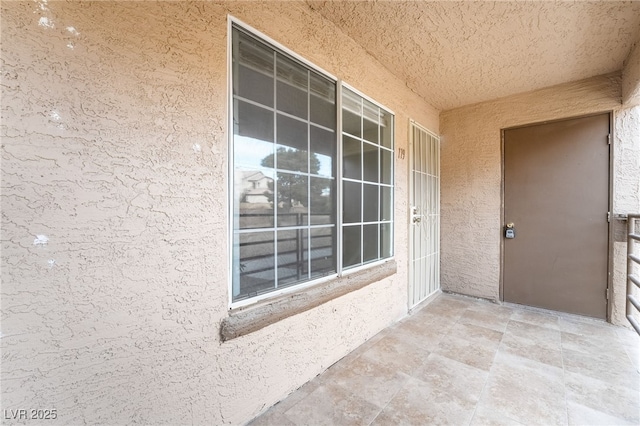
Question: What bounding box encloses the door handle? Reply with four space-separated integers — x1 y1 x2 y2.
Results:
411 206 421 224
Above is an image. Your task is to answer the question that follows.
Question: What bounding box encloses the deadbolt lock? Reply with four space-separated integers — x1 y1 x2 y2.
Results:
505 223 515 239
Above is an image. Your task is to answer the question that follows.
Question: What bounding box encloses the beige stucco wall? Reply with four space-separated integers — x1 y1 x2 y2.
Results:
440 74 640 326
622 41 640 107
1 1 438 424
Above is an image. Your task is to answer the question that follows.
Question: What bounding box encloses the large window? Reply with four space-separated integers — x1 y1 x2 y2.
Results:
230 23 394 305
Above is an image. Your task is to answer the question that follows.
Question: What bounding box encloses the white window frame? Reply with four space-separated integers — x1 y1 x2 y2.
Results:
339 82 395 272
227 17 395 309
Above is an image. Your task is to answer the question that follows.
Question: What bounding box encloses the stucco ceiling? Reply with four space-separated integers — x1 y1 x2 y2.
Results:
307 1 640 111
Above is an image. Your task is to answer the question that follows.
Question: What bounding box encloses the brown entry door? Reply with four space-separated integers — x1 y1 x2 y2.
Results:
503 113 610 319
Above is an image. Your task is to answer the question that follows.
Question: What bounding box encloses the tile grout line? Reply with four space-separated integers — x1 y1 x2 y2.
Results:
559 326 570 426
468 313 512 426
454 304 487 426
365 376 409 426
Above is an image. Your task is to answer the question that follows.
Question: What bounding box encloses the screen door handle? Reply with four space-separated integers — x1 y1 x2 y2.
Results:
411 206 421 223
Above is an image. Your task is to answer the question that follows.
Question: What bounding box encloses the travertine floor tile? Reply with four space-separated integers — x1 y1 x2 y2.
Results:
505 319 562 343
559 315 621 339
359 333 427 376
510 308 561 330
567 400 636 426
623 342 640 371
565 371 640 423
478 351 567 425
248 378 320 425
562 345 639 391
434 322 502 371
283 383 381 426
337 331 387 366
411 353 488 405
561 328 627 355
417 295 474 320
248 409 297 426
389 317 448 351
319 350 410 408
250 293 640 426
458 303 513 332
470 403 525 426
371 376 477 426
500 320 563 368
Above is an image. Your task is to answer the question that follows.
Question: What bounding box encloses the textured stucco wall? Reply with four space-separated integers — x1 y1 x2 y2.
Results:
440 74 639 326
622 42 640 107
611 106 640 325
1 1 438 424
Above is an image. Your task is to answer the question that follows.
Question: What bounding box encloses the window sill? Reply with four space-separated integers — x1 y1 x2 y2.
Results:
220 260 397 341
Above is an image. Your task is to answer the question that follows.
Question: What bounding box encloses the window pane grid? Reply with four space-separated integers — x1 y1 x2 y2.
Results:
237 223 336 234
232 25 337 303
231 25 393 305
341 86 394 271
233 95 336 134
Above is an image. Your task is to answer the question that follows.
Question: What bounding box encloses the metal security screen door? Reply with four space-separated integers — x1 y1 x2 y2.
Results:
409 121 440 308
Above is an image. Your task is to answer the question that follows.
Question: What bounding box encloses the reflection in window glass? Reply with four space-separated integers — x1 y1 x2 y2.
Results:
277 54 308 119
343 135 361 180
235 100 274 143
235 168 275 230
233 231 275 299
380 110 393 149
362 99 378 144
232 25 337 303
310 73 336 129
380 149 392 184
363 224 378 262
277 172 308 227
380 186 392 221
380 223 392 258
310 126 334 177
363 184 379 223
310 177 333 225
343 225 361 268
277 229 306 287
233 28 274 107
310 227 335 278
363 143 378 182
343 181 361 224
277 114 308 153
234 135 275 170
236 65 274 108
342 109 361 138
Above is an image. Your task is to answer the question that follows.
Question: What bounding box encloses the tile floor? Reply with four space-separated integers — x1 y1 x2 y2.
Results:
249 293 640 426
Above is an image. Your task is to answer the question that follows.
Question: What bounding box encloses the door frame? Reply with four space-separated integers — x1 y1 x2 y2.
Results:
499 111 614 321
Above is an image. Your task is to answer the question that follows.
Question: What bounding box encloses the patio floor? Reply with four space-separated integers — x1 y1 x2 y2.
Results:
249 292 640 425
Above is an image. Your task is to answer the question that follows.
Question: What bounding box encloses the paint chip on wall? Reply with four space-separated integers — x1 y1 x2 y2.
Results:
38 16 54 28
33 235 49 246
